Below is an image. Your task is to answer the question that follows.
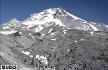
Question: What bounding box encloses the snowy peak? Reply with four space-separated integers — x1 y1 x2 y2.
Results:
1 8 108 34
9 18 19 23
29 8 81 21
6 18 19 25
3 18 20 27
22 8 85 32
22 8 68 30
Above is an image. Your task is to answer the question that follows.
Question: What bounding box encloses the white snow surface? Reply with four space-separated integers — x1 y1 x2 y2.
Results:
22 8 100 32
1 8 108 33
3 26 10 29
35 54 48 65
0 30 17 35
66 12 80 20
63 30 67 34
48 28 53 33
89 24 99 31
22 8 65 27
75 40 78 42
80 39 85 41
21 8 71 33
51 38 57 41
21 51 30 55
50 32 56 36
105 25 108 28
34 25 44 32
29 33 34 38
90 32 94 34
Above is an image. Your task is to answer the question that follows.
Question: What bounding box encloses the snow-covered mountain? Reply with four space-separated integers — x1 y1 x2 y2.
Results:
21 8 108 32
0 8 108 70
1 8 108 35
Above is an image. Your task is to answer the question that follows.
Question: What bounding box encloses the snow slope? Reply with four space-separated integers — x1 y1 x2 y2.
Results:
0 8 108 35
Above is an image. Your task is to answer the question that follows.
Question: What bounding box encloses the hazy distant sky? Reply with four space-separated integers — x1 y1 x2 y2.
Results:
1 0 108 24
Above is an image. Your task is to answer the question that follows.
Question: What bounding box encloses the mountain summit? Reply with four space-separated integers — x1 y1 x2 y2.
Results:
1 8 108 33
21 8 108 31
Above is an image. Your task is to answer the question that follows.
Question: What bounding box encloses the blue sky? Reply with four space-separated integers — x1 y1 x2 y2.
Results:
1 0 108 24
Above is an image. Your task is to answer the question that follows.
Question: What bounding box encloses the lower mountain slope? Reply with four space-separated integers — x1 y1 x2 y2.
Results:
0 25 108 70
